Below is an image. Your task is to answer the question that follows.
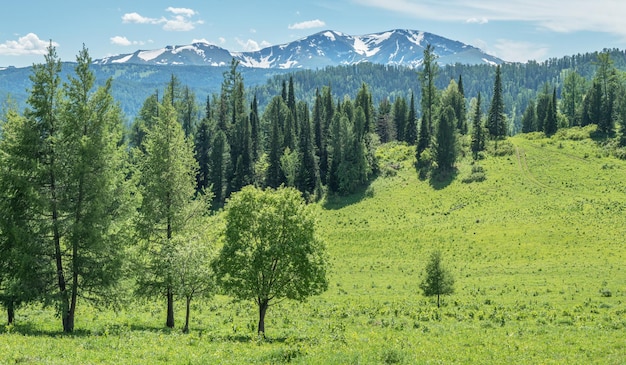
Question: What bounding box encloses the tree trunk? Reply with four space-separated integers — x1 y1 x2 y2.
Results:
166 287 175 328
258 298 269 336
437 293 440 308
7 302 14 325
183 296 191 333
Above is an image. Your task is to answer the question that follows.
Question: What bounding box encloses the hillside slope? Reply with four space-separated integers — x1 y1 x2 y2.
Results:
3 131 626 364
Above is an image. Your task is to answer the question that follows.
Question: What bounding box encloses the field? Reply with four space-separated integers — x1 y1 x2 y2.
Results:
2 128 626 364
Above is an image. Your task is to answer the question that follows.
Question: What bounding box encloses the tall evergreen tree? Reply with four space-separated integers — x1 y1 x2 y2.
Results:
434 106 458 171
194 96 212 193
521 99 537 133
295 101 320 197
136 97 199 329
376 98 395 143
249 94 260 162
405 91 418 145
470 93 485 159
543 87 558 136
561 69 586 127
209 130 229 209
393 96 408 142
486 65 507 140
265 96 289 188
417 44 439 160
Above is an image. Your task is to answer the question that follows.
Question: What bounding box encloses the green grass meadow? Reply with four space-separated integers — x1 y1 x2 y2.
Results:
2 130 626 364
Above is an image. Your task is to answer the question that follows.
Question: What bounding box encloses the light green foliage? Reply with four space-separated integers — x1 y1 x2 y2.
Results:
212 186 328 334
135 97 200 328
419 250 454 307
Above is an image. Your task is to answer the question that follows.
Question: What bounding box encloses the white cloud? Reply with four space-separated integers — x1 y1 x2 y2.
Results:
122 8 202 31
218 37 226 44
110 36 144 46
166 7 196 17
492 39 550 62
122 12 161 25
192 38 211 45
354 0 626 37
288 19 326 30
236 38 271 52
467 17 488 24
0 33 57 56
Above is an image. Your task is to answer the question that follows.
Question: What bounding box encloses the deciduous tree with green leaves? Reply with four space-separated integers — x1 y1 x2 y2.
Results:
212 186 328 336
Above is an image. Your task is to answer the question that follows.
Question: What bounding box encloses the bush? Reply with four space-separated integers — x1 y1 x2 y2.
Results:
489 140 515 156
462 165 486 183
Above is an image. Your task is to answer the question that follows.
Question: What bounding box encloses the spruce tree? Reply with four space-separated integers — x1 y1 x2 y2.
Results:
295 101 320 197
405 91 418 145
420 250 454 308
521 99 537 133
486 65 507 140
434 105 458 171
393 96 408 142
470 93 485 159
543 88 558 136
417 44 438 160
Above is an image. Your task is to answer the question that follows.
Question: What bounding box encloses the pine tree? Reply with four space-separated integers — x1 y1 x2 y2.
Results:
295 101 320 197
486 65 507 140
405 92 418 145
521 99 537 133
543 88 558 136
470 93 485 159
264 96 289 188
434 106 458 171
417 44 438 160
393 96 408 142
194 97 212 193
376 98 395 143
561 69 586 127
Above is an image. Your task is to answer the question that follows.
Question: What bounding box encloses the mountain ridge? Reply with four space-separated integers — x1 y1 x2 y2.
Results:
95 29 504 69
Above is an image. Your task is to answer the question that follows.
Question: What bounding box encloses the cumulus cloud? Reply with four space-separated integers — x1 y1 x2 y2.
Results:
110 36 144 46
0 33 57 56
166 7 196 17
122 7 202 31
288 19 326 30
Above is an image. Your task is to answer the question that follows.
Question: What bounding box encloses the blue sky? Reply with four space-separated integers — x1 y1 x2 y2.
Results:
1 0 625 67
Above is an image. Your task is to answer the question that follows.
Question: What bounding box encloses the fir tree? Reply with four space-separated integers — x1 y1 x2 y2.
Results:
405 92 418 145
470 92 485 159
434 105 458 171
486 65 507 140
521 99 537 133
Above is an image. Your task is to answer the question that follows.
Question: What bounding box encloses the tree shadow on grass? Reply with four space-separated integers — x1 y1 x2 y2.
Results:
322 181 373 210
2 322 92 338
428 168 458 190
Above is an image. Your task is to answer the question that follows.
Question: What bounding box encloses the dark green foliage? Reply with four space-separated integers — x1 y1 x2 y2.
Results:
295 101 321 198
212 186 328 335
420 250 454 308
418 44 439 154
486 65 507 139
561 70 586 127
434 105 458 171
376 98 395 143
405 92 418 145
393 96 408 142
543 88 558 136
521 99 537 133
470 93 486 159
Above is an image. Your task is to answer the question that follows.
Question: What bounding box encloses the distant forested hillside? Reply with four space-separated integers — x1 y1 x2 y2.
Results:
256 48 626 134
2 48 626 133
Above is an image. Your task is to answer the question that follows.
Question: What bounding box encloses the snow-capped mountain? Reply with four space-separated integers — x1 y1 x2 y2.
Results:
95 29 503 68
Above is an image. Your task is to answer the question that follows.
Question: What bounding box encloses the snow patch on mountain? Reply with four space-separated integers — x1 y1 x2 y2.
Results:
95 29 504 68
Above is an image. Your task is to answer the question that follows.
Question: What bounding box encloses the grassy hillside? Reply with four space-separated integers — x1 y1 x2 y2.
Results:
2 128 626 364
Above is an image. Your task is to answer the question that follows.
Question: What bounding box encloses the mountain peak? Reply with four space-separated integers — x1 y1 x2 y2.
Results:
95 29 503 68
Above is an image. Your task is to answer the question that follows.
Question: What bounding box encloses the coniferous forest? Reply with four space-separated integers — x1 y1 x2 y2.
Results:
2 42 626 363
